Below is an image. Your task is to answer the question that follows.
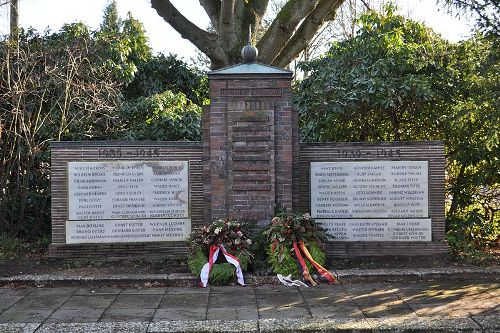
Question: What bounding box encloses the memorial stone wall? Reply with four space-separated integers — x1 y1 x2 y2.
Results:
49 57 448 260
300 141 447 257
49 141 203 260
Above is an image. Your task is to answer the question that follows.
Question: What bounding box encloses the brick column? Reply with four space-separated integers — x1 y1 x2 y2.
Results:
203 64 296 227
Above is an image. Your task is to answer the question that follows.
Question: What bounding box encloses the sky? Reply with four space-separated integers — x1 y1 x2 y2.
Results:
0 0 474 62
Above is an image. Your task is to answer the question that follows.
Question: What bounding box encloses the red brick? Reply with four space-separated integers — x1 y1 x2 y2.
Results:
204 71 294 225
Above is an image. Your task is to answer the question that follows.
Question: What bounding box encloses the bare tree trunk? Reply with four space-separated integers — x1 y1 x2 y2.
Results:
448 163 466 220
10 0 19 47
391 108 400 141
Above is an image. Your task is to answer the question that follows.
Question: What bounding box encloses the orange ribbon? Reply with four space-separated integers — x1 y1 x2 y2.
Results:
298 241 337 284
292 241 317 286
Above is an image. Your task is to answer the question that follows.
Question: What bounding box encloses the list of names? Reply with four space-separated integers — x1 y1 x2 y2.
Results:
320 218 431 242
66 161 190 244
68 161 189 220
311 161 429 219
310 161 431 242
66 219 190 244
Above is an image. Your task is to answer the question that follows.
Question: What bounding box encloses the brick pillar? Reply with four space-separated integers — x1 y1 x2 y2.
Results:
203 64 296 228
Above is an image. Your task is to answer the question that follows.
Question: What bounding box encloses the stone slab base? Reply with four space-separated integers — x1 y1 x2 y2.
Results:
48 242 188 261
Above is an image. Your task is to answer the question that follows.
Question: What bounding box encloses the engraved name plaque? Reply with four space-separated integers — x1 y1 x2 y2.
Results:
320 218 431 242
220 88 282 97
311 161 429 219
310 161 431 242
66 219 190 243
66 161 190 244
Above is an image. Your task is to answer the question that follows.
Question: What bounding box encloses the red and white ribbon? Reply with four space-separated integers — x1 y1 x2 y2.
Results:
199 245 245 288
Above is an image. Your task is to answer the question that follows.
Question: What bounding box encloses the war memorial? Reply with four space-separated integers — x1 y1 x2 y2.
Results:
48 44 447 261
1 37 498 333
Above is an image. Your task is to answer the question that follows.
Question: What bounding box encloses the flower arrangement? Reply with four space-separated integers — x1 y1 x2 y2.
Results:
264 212 336 285
188 218 253 286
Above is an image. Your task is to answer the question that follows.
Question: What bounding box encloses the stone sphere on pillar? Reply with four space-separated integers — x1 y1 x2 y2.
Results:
241 44 258 63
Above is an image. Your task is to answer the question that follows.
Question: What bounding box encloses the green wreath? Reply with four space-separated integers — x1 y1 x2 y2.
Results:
264 212 329 280
188 219 252 285
188 248 250 285
267 241 325 279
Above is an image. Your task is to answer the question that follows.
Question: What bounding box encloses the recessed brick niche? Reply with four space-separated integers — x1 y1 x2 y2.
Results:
202 63 298 228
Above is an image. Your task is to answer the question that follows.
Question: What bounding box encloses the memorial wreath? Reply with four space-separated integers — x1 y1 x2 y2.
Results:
188 218 252 287
264 212 337 285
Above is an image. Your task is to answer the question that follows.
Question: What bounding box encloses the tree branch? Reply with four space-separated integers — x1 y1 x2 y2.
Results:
199 0 221 32
150 0 227 64
360 0 371 11
233 1 247 49
257 0 322 64
246 0 270 41
273 0 344 68
250 0 270 19
220 0 235 23
219 0 236 47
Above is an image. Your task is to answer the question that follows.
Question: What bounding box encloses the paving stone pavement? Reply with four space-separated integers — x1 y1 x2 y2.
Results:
0 280 498 332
